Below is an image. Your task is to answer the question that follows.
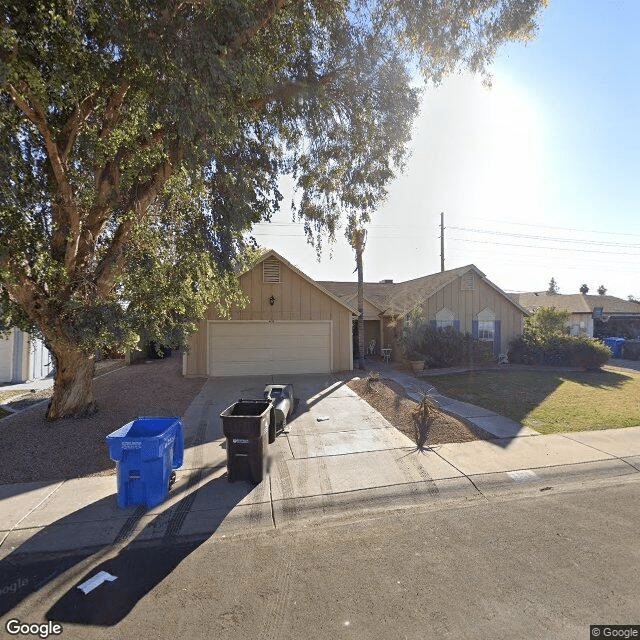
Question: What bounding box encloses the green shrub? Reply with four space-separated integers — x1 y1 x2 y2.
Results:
402 324 493 368
524 307 570 342
507 335 611 370
506 336 544 365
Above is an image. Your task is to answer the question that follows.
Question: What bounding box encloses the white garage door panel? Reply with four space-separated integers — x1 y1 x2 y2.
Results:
214 348 273 362
269 335 329 350
209 322 331 376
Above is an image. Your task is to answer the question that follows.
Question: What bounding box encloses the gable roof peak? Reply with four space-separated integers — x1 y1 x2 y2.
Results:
243 249 357 313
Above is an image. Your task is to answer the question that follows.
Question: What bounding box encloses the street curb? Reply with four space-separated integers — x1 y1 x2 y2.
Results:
3 459 639 558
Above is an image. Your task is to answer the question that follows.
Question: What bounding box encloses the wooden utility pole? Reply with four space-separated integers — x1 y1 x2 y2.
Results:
440 212 445 272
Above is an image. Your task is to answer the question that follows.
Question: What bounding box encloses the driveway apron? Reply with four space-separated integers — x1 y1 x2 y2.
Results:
184 373 465 531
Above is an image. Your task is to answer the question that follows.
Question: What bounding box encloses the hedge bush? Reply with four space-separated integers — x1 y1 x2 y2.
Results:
403 325 493 368
507 335 611 370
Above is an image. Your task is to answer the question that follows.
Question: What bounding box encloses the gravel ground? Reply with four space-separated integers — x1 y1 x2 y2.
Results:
2 388 54 412
347 376 493 446
0 356 206 485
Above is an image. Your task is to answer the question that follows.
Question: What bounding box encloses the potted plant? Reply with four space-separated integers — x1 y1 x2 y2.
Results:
406 351 425 374
400 307 427 374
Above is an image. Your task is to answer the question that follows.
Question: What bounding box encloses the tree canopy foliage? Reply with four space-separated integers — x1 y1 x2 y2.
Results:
524 307 570 343
0 0 547 417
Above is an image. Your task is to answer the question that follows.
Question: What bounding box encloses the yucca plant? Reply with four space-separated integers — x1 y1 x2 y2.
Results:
412 392 439 449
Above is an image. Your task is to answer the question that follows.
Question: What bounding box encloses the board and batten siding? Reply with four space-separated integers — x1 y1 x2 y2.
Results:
382 272 524 356
421 275 523 349
184 258 353 376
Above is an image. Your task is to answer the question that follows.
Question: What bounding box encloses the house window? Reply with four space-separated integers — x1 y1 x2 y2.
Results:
435 307 455 329
263 257 281 283
478 320 495 341
476 307 495 341
461 272 475 290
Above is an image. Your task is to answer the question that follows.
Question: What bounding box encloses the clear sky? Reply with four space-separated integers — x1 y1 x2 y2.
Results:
250 0 640 299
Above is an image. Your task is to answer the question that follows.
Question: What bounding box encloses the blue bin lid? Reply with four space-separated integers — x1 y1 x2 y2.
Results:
106 416 181 440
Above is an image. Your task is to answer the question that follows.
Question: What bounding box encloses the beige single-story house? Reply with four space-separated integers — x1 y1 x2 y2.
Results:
513 292 640 339
183 250 355 377
0 328 53 384
320 264 528 360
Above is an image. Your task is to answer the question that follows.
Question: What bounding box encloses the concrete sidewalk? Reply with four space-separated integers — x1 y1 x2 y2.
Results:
1 370 639 561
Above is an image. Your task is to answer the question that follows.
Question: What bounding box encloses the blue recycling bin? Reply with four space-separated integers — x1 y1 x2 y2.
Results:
106 416 183 508
603 337 626 358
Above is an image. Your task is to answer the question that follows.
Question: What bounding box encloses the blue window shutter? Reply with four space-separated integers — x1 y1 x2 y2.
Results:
494 320 501 356
453 320 461 333
472 320 478 338
430 320 437 329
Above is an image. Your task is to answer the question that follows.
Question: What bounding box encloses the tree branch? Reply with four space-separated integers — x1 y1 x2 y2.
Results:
225 0 293 58
93 143 182 295
248 69 340 110
6 82 81 273
60 90 101 158
98 79 130 141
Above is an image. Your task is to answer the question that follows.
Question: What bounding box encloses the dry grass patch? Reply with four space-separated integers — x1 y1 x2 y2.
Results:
347 375 492 447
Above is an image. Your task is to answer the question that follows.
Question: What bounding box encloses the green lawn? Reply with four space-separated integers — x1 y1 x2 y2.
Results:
427 366 640 434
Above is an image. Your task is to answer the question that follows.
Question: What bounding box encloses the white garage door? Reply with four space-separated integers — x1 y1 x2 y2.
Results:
208 321 332 376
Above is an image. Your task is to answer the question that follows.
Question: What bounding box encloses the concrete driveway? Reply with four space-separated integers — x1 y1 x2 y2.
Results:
176 372 469 535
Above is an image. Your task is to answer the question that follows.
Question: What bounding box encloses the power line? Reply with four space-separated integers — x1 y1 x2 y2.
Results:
454 216 640 239
448 226 640 248
447 236 640 256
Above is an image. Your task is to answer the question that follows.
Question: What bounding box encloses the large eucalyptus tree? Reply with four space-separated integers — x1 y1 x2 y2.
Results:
0 0 546 419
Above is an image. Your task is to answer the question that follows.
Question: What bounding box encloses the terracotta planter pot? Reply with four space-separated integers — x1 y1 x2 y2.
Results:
410 360 424 374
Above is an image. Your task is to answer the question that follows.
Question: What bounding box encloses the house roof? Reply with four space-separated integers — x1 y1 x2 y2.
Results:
338 293 386 314
320 264 528 316
248 249 358 314
514 292 640 316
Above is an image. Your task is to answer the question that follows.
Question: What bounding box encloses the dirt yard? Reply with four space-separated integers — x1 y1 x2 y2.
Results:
347 375 492 447
0 356 206 485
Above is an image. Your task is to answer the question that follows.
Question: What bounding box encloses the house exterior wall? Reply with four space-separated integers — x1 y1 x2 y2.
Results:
422 276 524 350
185 258 353 376
568 313 593 337
0 329 52 383
0 329 16 382
363 319 380 354
381 273 525 359
344 296 381 321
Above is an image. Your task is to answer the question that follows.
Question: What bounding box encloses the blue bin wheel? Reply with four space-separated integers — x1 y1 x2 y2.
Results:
169 471 176 489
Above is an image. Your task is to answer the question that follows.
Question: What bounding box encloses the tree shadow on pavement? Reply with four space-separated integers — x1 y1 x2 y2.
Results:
0 464 255 624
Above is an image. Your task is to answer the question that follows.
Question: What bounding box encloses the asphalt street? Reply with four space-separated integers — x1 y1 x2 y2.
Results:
2 475 639 640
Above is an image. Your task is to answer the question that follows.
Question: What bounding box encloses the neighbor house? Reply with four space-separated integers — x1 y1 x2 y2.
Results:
0 328 53 384
183 250 355 377
320 264 528 361
512 292 640 339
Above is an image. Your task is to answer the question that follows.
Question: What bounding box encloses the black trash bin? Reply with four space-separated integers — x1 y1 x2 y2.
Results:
263 384 295 443
220 399 272 484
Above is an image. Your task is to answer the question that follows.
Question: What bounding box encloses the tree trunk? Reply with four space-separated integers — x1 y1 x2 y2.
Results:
355 234 366 371
46 344 96 420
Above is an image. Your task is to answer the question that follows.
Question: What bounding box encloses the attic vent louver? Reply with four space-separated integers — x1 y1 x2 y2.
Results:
461 272 475 290
263 257 281 283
